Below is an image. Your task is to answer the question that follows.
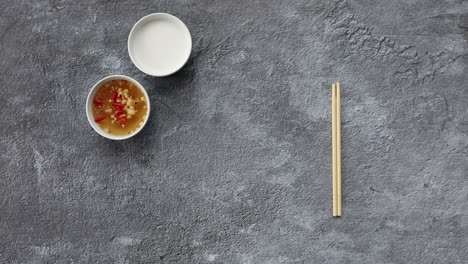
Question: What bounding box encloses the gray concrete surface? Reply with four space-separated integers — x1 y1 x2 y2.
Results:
1 0 467 263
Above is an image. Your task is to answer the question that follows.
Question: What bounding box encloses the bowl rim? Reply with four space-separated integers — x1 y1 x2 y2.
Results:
127 12 192 77
86 75 151 140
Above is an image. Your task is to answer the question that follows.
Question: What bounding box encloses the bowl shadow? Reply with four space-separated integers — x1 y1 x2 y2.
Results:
141 57 196 96
97 56 197 162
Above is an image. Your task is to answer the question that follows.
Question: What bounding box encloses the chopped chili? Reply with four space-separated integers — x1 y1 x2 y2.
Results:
115 109 124 117
112 91 118 102
94 98 104 108
113 102 125 108
94 117 106 123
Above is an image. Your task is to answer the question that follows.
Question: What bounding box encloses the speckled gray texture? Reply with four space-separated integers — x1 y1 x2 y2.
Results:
0 0 467 263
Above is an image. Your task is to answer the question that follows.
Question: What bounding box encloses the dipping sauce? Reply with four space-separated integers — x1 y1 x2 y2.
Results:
92 80 148 135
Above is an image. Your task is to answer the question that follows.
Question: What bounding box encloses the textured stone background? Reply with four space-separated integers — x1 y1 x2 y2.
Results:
1 0 467 263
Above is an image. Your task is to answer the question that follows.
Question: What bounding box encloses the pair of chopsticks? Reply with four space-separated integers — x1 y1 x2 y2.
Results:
332 82 342 217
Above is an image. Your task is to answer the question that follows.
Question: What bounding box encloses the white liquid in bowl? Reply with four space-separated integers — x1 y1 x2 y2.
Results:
129 14 191 76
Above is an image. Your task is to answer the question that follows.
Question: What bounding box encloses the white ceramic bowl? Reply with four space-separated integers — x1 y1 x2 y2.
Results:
128 13 192 77
86 75 150 140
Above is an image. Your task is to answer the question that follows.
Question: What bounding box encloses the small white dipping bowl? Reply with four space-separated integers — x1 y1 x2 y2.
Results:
128 13 192 77
86 75 151 140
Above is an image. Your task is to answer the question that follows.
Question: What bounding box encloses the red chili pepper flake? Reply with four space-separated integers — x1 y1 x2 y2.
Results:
113 102 125 108
115 109 124 116
94 98 104 108
112 91 118 102
117 116 127 124
94 117 106 123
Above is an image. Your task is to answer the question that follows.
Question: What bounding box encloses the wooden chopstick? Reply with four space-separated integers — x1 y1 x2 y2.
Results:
332 82 342 217
332 83 338 216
